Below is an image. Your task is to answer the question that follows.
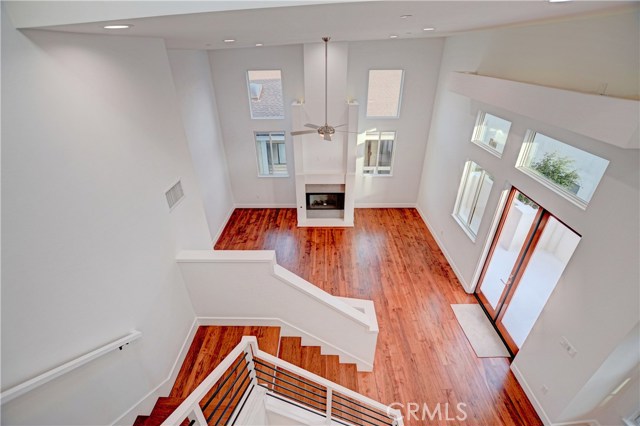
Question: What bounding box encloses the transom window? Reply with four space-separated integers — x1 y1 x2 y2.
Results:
246 70 284 119
516 131 609 208
471 111 512 157
453 161 495 240
366 70 404 118
363 131 396 176
255 132 288 177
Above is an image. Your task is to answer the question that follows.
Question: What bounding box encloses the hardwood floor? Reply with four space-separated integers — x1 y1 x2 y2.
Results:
214 208 541 426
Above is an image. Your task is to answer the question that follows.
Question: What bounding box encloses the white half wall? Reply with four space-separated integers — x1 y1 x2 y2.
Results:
168 49 235 245
417 9 639 425
1 13 210 425
176 250 378 371
208 45 303 207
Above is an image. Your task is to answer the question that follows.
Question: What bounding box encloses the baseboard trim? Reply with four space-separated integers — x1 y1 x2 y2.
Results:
511 363 553 426
197 316 374 372
355 203 417 208
211 205 236 248
110 318 199 426
511 364 599 426
415 206 471 293
234 203 297 208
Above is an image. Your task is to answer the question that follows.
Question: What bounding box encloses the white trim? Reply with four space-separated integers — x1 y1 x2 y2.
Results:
166 318 200 391
469 187 512 292
176 250 372 331
211 205 236 247
415 206 471 293
1 330 142 405
452 213 478 243
337 297 379 333
110 320 199 426
111 378 171 426
234 203 297 208
197 317 374 372
355 203 417 208
511 363 552 426
365 69 405 119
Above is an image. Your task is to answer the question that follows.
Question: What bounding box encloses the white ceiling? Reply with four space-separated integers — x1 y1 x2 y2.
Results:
33 1 636 50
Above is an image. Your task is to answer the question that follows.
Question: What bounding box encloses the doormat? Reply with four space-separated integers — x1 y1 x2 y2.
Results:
451 304 510 358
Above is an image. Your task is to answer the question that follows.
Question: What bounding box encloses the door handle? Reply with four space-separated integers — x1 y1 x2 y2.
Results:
500 278 511 286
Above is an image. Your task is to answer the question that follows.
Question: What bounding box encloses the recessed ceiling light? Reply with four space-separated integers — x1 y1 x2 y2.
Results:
255 43 263 47
103 24 132 29
389 35 399 39
423 27 436 31
400 14 412 19
223 39 236 43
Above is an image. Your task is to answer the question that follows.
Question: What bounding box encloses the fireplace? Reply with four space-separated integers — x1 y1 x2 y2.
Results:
306 193 345 211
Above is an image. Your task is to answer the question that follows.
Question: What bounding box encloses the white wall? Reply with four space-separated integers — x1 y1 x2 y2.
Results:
1 12 210 425
168 49 235 244
417 9 639 425
347 38 444 207
208 45 304 207
301 40 349 174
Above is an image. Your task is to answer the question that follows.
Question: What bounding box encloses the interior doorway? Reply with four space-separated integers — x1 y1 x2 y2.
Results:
476 188 581 354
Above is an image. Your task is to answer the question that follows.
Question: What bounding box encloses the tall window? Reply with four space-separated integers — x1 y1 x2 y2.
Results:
366 70 404 118
363 131 395 175
255 132 287 177
453 161 494 240
246 70 284 119
516 131 609 208
471 111 511 157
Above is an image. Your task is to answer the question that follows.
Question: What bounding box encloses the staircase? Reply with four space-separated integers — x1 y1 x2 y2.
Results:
134 326 363 426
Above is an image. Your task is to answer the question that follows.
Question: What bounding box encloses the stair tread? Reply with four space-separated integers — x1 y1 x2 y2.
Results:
278 338 358 393
132 415 149 426
170 326 281 398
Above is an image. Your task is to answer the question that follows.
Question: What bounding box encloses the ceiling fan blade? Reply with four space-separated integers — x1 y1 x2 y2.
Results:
335 130 360 134
334 124 347 128
291 130 318 136
304 123 320 129
324 133 332 141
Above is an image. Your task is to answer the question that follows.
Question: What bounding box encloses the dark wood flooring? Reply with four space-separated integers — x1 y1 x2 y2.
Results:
212 208 541 426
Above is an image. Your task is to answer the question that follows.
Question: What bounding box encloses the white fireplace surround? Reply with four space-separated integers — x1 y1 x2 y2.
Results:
292 101 358 227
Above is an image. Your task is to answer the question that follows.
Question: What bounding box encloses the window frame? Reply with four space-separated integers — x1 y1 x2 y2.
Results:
515 130 609 210
452 161 495 242
254 131 289 178
362 130 397 177
471 111 512 158
365 69 405 119
246 69 285 120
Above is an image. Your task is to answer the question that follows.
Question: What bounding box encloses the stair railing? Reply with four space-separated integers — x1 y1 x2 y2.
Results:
161 336 403 426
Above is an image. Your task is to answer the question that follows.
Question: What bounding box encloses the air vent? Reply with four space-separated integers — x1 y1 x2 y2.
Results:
165 180 184 209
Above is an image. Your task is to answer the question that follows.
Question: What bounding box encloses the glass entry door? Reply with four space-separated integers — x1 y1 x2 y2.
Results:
476 188 581 354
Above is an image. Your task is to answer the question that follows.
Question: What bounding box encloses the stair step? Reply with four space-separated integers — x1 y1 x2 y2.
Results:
132 415 149 426
171 326 281 398
277 337 359 393
135 397 189 426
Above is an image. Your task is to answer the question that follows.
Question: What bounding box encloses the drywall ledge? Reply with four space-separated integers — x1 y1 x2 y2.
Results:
176 250 378 370
448 72 640 150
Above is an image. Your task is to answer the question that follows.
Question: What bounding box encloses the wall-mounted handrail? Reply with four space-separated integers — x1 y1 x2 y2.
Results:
0 330 142 405
162 336 403 426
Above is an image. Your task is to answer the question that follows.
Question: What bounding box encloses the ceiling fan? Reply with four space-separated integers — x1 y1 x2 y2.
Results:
291 37 348 142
